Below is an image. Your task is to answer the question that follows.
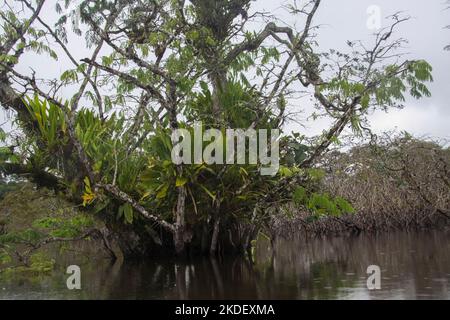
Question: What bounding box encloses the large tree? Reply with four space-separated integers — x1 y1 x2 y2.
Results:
0 0 432 258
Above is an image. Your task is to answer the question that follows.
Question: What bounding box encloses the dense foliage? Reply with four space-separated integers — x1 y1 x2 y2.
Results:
0 0 434 258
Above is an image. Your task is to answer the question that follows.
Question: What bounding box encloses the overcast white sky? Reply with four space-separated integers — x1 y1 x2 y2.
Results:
1 0 449 140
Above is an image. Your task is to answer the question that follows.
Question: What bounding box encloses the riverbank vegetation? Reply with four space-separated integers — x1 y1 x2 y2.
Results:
0 0 444 268
0 182 112 274
271 134 450 237
2 132 448 273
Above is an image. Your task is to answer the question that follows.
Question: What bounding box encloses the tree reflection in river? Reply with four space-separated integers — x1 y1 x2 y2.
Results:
0 230 449 299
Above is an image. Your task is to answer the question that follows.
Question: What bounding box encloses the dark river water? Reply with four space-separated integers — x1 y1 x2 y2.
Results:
1 230 449 299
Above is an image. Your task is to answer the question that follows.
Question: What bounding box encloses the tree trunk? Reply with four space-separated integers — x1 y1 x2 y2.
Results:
174 185 188 255
210 216 221 255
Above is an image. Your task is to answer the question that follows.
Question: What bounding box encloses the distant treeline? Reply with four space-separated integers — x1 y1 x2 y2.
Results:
270 134 450 237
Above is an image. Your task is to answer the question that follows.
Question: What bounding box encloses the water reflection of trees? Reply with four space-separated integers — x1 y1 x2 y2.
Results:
2 231 447 299
253 231 450 299
84 231 449 299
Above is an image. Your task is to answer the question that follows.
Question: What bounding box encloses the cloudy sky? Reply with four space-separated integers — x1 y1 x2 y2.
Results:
261 0 450 139
2 0 449 140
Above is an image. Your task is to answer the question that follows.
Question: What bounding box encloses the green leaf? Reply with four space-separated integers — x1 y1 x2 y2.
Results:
123 203 133 224
199 184 216 200
335 196 355 214
293 186 307 205
83 176 92 193
93 199 110 214
279 166 293 177
156 184 169 199
117 205 124 219
175 176 188 187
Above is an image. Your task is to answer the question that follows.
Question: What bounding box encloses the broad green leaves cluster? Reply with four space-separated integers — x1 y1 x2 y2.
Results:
25 96 67 150
293 186 355 217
